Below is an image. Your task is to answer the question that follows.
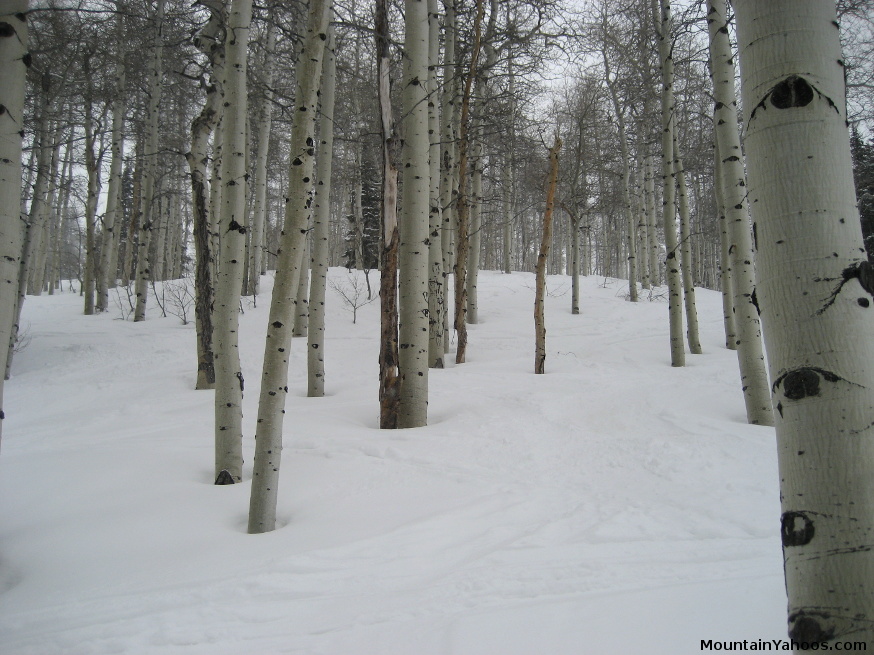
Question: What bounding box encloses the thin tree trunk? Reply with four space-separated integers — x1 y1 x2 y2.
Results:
674 147 702 354
534 136 561 375
308 24 336 398
707 0 772 424
645 156 660 285
247 13 276 297
247 0 330 529
439 0 456 355
657 0 685 367
713 140 737 350
134 0 165 322
736 0 874 642
213 0 251 483
453 0 484 365
426 0 444 370
466 132 482 324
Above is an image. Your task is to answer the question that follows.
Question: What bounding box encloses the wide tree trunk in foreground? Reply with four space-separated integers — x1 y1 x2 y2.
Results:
0 2 28 441
736 0 874 643
534 136 561 375
706 0 772 425
213 0 251 484
248 0 330 531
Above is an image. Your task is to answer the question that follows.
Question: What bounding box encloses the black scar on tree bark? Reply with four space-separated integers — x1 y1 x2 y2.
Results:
214 469 235 485
816 260 874 315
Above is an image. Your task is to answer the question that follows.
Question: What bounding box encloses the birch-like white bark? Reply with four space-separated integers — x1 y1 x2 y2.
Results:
706 0 772 424
134 0 165 322
307 24 336 398
674 148 702 354
213 0 251 483
0 2 27 439
657 0 685 367
397 0 430 427
248 0 330 530
736 0 874 642
426 0 444 369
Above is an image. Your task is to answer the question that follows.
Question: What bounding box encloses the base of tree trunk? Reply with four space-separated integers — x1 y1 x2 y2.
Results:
214 469 235 485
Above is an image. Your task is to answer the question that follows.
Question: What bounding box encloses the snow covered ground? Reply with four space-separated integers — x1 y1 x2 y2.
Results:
0 269 787 654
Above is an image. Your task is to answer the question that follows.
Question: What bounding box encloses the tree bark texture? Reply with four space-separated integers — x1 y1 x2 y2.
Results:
307 24 336 399
248 0 330 531
706 0 773 425
534 136 561 375
213 0 251 484
736 0 874 643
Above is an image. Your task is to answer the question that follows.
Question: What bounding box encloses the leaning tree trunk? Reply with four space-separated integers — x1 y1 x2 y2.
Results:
657 0 685 367
134 0 165 322
534 136 561 375
248 0 330 531
706 0 772 425
736 0 874 643
213 0 251 484
0 2 28 441
307 24 336 399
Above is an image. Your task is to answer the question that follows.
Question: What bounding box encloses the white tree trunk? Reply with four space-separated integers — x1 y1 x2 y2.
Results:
213 0 251 483
466 132 482 324
307 24 336 398
248 0 330 531
439 0 457 356
736 0 874 643
0 2 27 438
714 141 737 351
397 0 430 428
134 0 165 322
657 0 685 367
707 0 773 425
674 149 702 354
97 58 126 312
426 0 444 369
247 15 276 297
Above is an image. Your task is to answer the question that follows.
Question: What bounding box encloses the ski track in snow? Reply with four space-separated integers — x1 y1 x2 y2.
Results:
0 270 786 654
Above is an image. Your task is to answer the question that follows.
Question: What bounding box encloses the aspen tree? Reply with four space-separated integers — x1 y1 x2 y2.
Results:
187 0 225 390
308 24 336 398
426 0 444 369
97 50 126 313
439 0 457 355
0 1 28 440
248 0 331 530
534 136 561 375
713 142 737 351
453 0 484 364
657 0 684 367
736 0 874 642
213 0 252 484
397 0 431 428
247 11 277 298
377 0 400 429
706 0 772 424
134 0 165 322
674 149 702 353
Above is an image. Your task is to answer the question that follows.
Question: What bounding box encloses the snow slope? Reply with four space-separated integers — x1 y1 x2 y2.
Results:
0 270 786 654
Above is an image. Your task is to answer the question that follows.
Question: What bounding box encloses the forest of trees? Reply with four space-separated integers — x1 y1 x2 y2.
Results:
3 0 874 646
